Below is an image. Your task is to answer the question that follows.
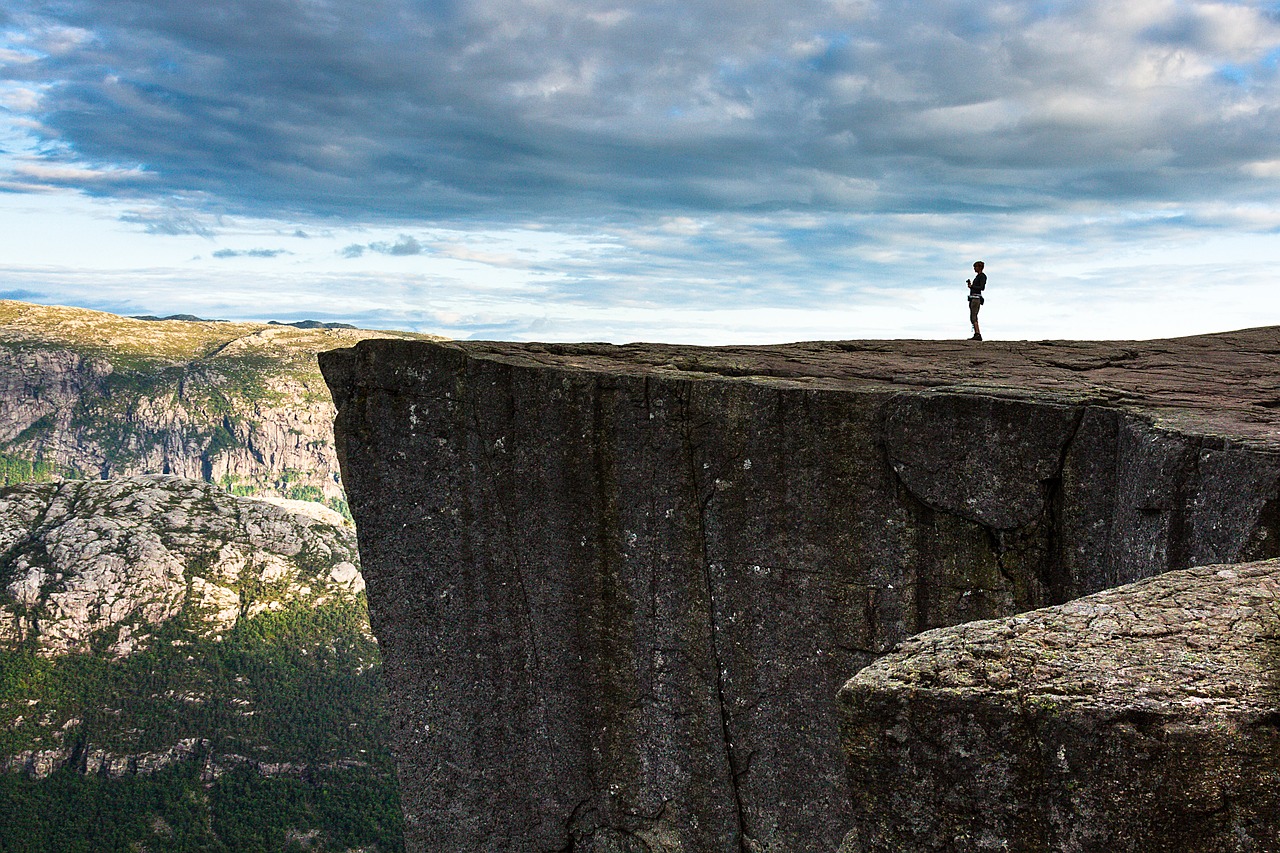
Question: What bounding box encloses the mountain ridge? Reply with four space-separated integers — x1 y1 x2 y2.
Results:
0 299 441 509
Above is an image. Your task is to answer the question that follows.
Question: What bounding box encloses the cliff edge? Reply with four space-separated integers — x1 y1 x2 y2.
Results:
322 330 1280 852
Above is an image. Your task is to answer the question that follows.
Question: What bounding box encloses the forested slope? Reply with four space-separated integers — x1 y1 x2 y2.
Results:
0 300 437 512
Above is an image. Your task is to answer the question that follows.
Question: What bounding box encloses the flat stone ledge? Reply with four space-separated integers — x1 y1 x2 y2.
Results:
328 326 1280 450
838 558 1280 853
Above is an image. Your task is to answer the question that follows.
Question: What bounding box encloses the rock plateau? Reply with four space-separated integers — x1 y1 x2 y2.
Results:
0 475 362 660
323 330 1280 852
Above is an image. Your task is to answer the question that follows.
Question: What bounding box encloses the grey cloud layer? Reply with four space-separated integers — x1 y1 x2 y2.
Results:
5 0 1280 220
342 235 426 257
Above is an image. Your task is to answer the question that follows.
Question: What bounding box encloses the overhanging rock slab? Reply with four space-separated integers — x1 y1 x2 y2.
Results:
322 331 1280 852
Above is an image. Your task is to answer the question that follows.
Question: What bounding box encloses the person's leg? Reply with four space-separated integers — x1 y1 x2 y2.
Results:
969 299 982 340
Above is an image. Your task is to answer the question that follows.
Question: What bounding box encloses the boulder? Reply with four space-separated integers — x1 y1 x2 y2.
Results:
838 558 1280 852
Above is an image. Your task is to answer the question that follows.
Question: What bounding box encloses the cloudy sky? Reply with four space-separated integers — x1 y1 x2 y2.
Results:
1 0 1279 343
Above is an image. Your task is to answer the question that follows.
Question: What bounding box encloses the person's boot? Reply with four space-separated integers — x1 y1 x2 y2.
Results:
970 333 982 341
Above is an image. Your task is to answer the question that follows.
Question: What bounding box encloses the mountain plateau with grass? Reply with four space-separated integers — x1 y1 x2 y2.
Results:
0 300 436 514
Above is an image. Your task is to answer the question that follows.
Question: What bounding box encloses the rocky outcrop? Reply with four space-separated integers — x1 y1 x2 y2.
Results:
0 475 362 657
0 299 437 503
322 330 1280 852
7 736 211 780
838 558 1280 852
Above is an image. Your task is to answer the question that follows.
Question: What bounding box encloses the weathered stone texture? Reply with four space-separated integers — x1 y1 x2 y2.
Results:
0 474 378 780
839 559 1280 852
322 331 1280 852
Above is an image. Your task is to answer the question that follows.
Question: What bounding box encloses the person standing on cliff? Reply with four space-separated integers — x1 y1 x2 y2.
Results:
966 261 986 341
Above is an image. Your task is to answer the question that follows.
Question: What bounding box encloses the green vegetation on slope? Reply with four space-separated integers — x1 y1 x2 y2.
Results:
0 599 387 758
0 303 433 850
218 471 352 520
0 452 78 487
0 762 403 853
0 598 403 852
0 299 438 501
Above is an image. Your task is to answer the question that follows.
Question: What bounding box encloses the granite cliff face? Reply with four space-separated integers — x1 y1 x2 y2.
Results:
323 330 1280 852
0 300 435 505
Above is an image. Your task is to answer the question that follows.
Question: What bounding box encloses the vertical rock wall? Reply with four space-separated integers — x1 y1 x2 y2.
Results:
323 339 1280 852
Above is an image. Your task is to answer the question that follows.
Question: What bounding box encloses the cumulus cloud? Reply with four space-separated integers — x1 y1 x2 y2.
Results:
341 234 425 257
2 0 1278 222
370 235 424 256
3 0 1280 348
211 247 289 258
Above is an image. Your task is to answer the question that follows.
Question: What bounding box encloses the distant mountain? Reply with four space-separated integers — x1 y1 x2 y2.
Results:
269 320 359 330
132 314 228 323
0 300 438 513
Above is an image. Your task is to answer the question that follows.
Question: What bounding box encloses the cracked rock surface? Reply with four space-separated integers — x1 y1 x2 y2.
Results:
839 558 1280 852
322 331 1280 853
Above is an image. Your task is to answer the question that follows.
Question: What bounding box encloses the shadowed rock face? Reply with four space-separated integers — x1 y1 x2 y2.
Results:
321 330 1280 852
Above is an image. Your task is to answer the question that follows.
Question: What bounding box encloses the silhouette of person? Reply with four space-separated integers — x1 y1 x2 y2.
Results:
966 261 986 341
